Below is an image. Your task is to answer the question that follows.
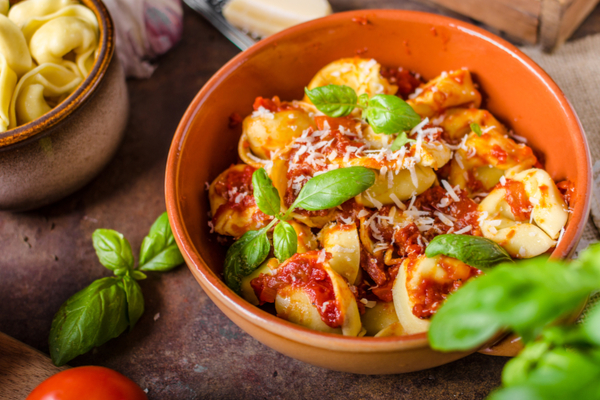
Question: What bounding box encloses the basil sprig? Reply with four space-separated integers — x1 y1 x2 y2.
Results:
49 212 184 366
304 84 421 134
138 212 185 272
224 166 376 293
429 243 600 400
425 234 513 270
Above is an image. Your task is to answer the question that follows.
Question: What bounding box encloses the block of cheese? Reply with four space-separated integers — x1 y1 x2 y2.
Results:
223 0 332 38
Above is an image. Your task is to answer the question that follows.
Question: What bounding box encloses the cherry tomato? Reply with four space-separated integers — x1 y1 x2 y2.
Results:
26 366 148 400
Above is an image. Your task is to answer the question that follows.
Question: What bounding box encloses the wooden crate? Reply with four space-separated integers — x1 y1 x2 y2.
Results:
421 0 600 50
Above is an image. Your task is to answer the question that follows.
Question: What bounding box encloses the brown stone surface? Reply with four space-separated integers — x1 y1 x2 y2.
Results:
1 1 598 398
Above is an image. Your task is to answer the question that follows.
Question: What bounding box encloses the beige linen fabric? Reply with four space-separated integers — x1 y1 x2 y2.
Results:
521 35 600 316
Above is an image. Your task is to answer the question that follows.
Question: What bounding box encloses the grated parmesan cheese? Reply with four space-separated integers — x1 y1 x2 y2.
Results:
454 225 472 234
389 193 406 210
441 180 460 202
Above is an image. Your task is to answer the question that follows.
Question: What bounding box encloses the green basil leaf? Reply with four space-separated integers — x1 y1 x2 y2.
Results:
364 94 421 134
273 221 298 262
291 166 376 211
223 229 271 294
390 132 416 151
92 229 134 272
139 212 184 272
304 85 358 117
131 270 147 280
429 257 598 351
252 168 281 216
49 277 129 366
490 348 600 400
425 234 513 270
121 275 144 331
471 122 483 136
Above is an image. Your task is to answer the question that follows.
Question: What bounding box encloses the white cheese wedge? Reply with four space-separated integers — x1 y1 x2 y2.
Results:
223 0 332 38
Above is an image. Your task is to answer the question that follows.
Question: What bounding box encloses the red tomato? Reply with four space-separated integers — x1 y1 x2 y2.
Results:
26 366 148 400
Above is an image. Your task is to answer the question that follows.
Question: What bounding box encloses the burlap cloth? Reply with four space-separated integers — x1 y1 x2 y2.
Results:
520 35 600 319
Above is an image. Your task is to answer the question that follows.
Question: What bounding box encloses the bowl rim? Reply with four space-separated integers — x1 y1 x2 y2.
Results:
0 0 115 151
166 9 592 353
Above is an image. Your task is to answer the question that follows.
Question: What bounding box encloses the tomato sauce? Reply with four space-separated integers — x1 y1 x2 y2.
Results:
504 179 533 221
490 144 508 164
250 251 343 328
380 67 423 99
557 180 575 208
393 223 425 258
252 96 294 112
413 186 482 238
407 257 481 318
314 116 358 132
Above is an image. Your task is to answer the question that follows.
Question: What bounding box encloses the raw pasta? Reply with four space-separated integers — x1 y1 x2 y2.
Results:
0 0 98 132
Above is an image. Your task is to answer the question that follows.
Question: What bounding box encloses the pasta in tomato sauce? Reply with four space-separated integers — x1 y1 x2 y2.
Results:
208 57 572 337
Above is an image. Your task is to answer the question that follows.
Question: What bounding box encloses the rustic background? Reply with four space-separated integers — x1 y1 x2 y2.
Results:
2 0 600 398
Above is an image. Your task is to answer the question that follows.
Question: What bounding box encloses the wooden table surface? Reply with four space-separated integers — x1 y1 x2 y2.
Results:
2 1 600 399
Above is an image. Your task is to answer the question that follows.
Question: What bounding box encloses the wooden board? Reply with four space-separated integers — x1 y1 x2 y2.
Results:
421 0 600 50
0 332 67 400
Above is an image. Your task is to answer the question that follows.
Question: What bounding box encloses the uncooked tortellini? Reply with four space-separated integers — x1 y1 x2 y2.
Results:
30 16 98 77
0 0 99 132
9 63 82 127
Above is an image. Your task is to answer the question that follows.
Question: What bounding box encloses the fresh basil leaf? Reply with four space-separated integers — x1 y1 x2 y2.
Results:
273 221 298 262
49 277 129 366
490 348 600 400
120 275 144 331
390 132 415 151
252 168 281 216
139 212 184 272
364 94 421 134
425 234 513 270
471 122 483 136
131 270 147 280
429 257 598 351
92 229 134 272
223 228 271 293
304 85 358 117
290 166 376 211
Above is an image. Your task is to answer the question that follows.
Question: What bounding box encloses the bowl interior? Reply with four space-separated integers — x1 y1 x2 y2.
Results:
167 10 591 348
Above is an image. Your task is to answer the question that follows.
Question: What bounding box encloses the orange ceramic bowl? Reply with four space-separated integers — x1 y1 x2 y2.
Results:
165 10 592 374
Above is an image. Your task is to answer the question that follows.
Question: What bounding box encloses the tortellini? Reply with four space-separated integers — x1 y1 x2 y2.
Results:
208 164 272 237
392 255 477 334
212 58 573 338
407 69 481 118
0 14 32 77
449 125 538 192
0 0 99 132
304 58 398 101
30 16 98 77
240 106 315 162
9 63 81 126
318 222 361 284
478 168 567 258
0 54 17 130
